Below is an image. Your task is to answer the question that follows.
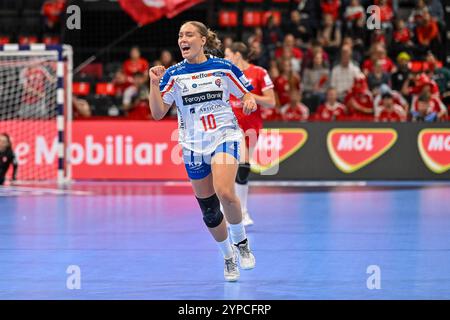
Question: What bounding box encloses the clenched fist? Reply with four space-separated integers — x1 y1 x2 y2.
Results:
149 66 166 86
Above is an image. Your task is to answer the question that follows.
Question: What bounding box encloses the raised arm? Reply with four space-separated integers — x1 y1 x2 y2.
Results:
148 66 173 120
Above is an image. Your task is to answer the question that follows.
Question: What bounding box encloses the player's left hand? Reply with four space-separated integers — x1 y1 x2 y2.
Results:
243 98 257 115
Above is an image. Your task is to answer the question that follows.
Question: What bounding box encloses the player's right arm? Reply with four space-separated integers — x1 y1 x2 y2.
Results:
148 66 173 120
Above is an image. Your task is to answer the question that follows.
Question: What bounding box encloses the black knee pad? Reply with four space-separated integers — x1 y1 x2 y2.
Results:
235 163 251 185
196 194 224 228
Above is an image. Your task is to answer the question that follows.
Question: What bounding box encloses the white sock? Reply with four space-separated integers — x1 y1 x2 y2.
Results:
229 222 247 245
235 183 249 213
217 235 234 259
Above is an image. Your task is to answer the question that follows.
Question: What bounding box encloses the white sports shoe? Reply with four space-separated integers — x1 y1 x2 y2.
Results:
242 210 254 227
235 239 256 270
224 247 240 282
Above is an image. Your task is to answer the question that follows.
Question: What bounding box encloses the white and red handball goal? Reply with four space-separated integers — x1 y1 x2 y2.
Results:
0 44 73 184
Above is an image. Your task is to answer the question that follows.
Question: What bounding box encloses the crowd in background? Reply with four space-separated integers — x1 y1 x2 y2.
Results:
70 0 449 122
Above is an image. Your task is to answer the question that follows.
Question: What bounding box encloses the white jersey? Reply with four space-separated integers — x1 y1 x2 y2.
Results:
159 56 253 154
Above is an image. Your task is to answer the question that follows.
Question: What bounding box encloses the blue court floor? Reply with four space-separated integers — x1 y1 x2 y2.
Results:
0 181 449 300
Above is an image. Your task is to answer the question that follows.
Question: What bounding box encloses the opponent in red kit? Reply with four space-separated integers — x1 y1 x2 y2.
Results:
225 42 276 226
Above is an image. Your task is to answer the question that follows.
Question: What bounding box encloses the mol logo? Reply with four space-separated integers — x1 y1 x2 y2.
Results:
251 128 308 174
327 128 397 173
418 129 450 174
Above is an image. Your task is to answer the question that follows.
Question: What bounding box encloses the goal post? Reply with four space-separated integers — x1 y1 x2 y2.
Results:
0 44 73 184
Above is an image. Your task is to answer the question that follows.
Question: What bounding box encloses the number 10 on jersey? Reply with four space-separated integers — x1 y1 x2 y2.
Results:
200 114 217 131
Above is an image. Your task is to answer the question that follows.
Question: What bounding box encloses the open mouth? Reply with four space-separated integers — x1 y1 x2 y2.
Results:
181 46 191 54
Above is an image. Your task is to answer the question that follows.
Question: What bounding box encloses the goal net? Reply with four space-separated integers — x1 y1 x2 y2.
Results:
0 44 72 184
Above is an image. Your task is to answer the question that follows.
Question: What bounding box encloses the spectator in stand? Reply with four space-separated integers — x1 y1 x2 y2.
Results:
344 74 374 121
367 60 391 91
268 60 280 81
375 91 407 122
408 74 447 120
112 69 133 97
409 73 440 98
302 52 330 111
411 94 439 122
274 58 301 107
159 50 175 69
122 72 151 119
262 15 284 55
248 41 270 70
343 0 365 32
374 84 409 117
330 45 361 100
424 52 450 105
377 0 394 39
18 63 56 119
73 96 92 118
415 11 441 59
41 0 66 34
320 0 341 22
282 10 311 46
247 27 263 46
411 91 447 121
391 19 414 57
314 87 347 121
122 46 150 77
275 34 303 73
362 44 396 75
408 0 427 28
301 40 330 74
222 36 234 50
344 7 366 50
317 13 342 63
370 28 388 47
341 36 363 65
280 90 309 122
391 52 411 92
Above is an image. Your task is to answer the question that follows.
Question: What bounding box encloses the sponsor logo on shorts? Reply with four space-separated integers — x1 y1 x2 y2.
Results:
327 128 397 173
188 161 204 171
182 91 223 106
418 128 450 174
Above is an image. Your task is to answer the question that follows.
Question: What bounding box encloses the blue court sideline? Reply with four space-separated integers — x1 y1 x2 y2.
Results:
0 181 449 299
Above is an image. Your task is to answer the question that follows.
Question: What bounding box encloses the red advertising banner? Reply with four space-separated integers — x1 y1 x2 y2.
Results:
2 121 448 180
251 128 308 173
72 121 185 180
418 129 450 174
0 120 187 181
327 128 398 173
0 120 57 180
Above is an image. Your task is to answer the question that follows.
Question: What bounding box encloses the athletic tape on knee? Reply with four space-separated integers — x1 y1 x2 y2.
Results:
235 163 251 185
196 194 224 228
